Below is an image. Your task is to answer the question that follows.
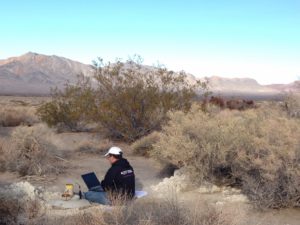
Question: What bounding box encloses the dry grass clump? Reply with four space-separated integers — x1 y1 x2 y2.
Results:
38 197 241 225
0 106 39 127
0 183 42 225
0 96 50 107
106 197 188 225
98 190 242 225
151 103 300 209
35 211 106 225
0 196 41 225
283 92 300 118
0 138 6 172
1 124 67 176
131 131 160 156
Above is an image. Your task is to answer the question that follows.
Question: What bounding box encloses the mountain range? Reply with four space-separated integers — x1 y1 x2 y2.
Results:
0 52 299 96
0 52 93 95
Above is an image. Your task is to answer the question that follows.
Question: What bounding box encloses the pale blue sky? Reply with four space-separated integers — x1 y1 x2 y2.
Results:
0 0 299 84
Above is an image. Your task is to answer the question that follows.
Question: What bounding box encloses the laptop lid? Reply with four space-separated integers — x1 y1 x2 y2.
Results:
81 172 101 190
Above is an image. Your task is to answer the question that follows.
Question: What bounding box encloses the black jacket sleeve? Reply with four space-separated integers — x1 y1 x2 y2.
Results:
101 167 118 191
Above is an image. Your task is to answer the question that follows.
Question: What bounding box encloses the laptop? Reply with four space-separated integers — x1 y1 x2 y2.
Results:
81 172 104 192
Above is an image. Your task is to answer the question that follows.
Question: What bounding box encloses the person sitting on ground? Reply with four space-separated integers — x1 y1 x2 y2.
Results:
84 146 135 204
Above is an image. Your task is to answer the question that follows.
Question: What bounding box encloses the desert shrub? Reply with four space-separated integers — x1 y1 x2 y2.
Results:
226 99 255 110
107 196 188 225
2 124 66 176
38 57 208 141
91 58 207 142
0 138 6 172
152 103 300 208
283 92 300 118
101 194 240 225
0 106 39 127
9 99 29 106
206 96 255 111
33 197 241 225
35 211 106 225
0 183 42 225
0 196 41 225
37 76 96 131
131 131 160 156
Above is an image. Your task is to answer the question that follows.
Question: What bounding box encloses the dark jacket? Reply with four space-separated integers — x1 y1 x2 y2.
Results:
101 158 135 198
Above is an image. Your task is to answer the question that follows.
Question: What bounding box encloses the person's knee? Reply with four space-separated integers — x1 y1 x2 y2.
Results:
84 191 110 205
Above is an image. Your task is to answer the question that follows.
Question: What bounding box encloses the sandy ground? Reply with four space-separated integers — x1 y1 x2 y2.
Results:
0 131 164 194
41 152 164 194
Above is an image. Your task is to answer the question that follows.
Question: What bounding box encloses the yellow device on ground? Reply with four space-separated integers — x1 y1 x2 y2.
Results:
62 183 74 200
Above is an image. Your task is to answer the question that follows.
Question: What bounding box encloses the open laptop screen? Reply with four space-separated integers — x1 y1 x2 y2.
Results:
81 172 101 190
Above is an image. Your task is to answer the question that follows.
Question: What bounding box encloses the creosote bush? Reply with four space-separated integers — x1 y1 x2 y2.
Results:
37 57 208 141
151 103 300 209
37 76 96 131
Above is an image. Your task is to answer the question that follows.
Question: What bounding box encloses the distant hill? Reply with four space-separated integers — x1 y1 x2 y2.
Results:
0 52 93 95
205 76 278 94
266 81 300 93
0 52 298 96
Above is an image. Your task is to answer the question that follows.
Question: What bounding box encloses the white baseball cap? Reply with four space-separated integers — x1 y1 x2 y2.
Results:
104 146 123 157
